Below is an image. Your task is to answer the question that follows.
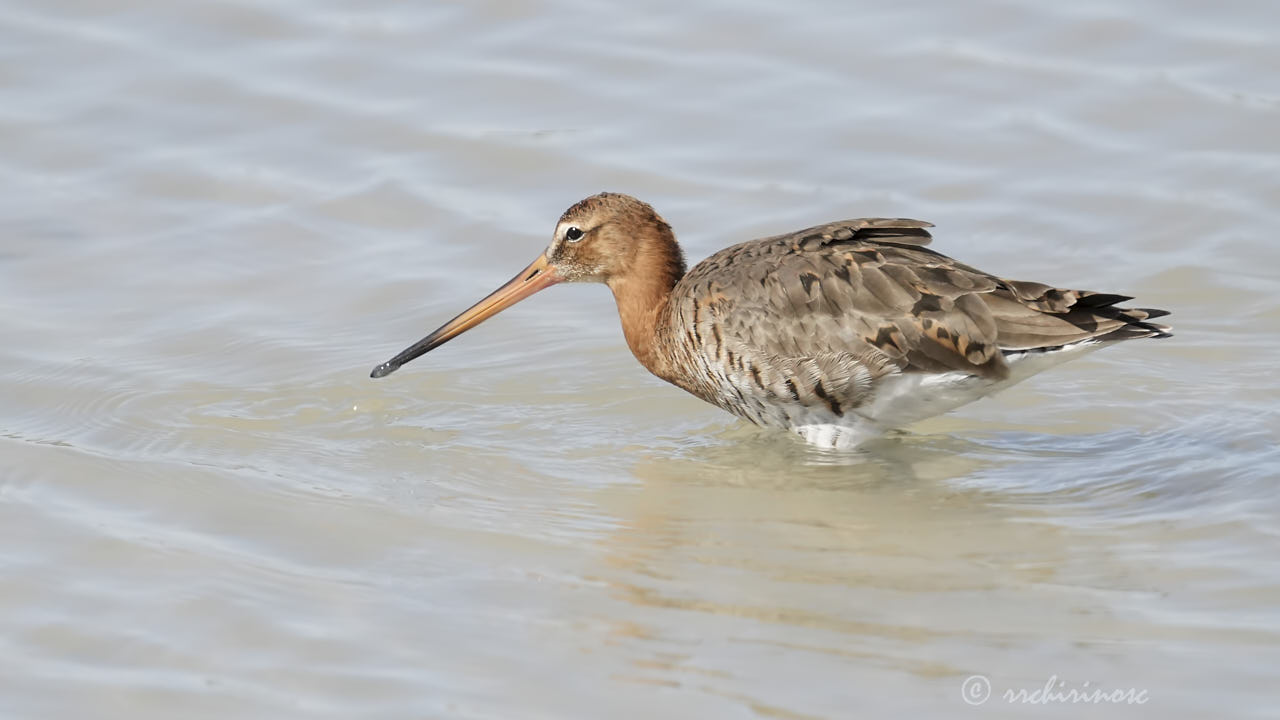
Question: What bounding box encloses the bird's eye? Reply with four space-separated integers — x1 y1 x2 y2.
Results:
565 226 584 242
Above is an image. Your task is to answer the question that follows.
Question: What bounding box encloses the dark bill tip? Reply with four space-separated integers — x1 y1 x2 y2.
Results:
370 361 399 379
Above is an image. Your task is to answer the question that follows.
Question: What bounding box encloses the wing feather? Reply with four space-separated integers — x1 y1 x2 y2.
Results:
664 218 1170 417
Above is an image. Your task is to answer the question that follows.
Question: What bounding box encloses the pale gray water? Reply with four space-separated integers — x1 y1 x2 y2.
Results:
2 0 1279 717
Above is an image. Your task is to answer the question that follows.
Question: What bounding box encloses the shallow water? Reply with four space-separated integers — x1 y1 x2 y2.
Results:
2 0 1279 717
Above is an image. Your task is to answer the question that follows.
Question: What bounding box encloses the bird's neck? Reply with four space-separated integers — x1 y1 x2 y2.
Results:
606 236 686 378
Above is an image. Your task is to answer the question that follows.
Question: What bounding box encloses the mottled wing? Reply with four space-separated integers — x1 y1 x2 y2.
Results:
668 218 1169 417
667 219 953 417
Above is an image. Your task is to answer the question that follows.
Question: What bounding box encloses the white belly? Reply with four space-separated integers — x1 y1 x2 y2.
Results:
788 340 1103 450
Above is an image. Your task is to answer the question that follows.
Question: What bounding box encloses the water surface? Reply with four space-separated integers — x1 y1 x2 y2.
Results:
2 0 1279 717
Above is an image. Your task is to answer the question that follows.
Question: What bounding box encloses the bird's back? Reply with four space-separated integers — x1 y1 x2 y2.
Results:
655 218 1170 446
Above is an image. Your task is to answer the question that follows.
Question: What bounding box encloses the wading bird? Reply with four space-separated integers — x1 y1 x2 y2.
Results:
372 193 1170 449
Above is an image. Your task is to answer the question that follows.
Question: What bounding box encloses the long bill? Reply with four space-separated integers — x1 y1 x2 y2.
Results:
370 254 561 378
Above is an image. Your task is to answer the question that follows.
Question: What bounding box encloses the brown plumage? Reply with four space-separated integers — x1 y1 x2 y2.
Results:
372 192 1171 449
